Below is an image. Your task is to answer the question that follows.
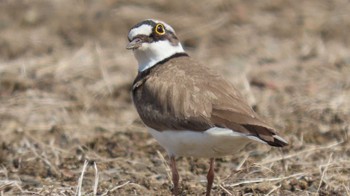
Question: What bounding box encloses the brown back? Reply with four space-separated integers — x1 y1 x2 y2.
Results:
132 54 287 147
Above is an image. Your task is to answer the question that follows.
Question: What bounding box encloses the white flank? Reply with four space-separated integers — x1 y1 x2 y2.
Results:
134 40 185 72
148 127 266 158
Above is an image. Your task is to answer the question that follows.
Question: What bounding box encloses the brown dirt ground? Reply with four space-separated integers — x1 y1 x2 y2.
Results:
1 0 350 195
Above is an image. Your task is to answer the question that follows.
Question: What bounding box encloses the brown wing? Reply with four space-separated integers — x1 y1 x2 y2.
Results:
132 55 288 147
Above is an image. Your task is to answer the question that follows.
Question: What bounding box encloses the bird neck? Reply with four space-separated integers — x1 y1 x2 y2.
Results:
133 40 185 72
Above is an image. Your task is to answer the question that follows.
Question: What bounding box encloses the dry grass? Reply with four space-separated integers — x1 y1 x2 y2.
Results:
1 0 350 195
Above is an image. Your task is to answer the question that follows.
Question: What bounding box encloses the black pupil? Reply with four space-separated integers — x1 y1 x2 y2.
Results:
157 25 164 33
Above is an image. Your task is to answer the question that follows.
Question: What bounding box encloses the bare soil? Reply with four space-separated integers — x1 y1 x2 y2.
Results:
1 0 350 195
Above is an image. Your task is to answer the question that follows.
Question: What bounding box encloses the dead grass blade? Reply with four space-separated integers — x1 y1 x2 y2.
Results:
93 162 99 196
95 43 112 94
24 138 60 176
101 181 130 196
76 160 89 196
236 154 249 171
218 184 233 195
258 141 342 165
266 184 282 196
343 184 350 196
317 153 333 193
156 150 172 183
224 173 305 188
0 180 23 193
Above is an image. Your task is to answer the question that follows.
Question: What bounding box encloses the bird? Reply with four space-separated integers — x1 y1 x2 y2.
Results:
126 19 288 196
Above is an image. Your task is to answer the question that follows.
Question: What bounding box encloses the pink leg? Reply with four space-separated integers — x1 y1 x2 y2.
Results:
206 158 215 196
170 156 179 195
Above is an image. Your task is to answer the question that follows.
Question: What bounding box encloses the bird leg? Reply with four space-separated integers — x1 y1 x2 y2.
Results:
170 156 179 195
206 158 215 196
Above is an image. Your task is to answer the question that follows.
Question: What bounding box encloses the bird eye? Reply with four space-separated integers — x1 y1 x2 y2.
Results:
155 24 165 35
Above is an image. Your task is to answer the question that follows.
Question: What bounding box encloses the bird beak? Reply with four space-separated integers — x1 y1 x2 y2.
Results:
126 37 143 50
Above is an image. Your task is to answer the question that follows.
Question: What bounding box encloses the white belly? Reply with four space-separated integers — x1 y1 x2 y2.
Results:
148 127 265 158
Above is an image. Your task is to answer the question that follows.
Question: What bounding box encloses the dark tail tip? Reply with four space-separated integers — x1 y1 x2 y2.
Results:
268 135 288 147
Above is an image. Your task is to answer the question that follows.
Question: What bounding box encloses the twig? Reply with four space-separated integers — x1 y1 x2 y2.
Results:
266 184 282 196
236 154 249 171
76 160 89 196
110 181 130 191
224 173 304 187
317 153 333 193
93 162 99 196
218 184 233 195
101 181 130 196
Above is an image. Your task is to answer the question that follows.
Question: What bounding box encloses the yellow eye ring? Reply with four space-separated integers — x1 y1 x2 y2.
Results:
155 24 165 35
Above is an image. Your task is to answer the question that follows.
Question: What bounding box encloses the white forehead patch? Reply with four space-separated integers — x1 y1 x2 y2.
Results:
128 24 152 41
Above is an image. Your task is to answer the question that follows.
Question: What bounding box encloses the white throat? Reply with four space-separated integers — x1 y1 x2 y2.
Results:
133 40 185 72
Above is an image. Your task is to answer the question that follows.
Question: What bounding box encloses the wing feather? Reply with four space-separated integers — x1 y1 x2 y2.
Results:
132 55 288 147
